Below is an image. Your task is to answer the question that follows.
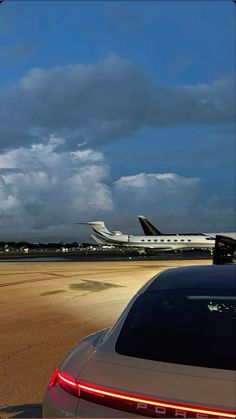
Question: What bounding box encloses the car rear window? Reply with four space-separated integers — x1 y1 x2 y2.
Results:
115 289 236 370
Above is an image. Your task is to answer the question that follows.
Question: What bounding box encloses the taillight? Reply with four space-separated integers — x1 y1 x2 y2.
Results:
57 371 79 397
48 369 236 418
48 369 79 397
48 368 59 388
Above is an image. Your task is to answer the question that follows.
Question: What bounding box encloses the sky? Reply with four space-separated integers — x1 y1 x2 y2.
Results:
0 0 235 242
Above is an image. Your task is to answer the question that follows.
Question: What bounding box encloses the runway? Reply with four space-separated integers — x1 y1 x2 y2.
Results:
0 259 211 417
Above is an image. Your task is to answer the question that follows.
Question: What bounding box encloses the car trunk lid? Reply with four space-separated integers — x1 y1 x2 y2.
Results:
76 353 236 418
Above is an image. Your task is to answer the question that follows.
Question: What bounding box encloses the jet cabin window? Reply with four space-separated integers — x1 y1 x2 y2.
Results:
116 289 236 370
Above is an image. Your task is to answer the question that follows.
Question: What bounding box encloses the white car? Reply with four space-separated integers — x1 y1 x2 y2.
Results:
43 265 236 418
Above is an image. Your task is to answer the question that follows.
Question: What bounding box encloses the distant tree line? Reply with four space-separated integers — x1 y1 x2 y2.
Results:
0 241 93 249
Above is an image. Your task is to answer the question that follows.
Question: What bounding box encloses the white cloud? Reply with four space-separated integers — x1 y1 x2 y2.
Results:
71 149 104 162
113 172 201 218
115 172 199 188
0 137 114 240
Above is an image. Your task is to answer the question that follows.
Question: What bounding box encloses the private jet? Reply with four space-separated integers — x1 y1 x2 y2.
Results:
79 221 216 251
138 215 236 240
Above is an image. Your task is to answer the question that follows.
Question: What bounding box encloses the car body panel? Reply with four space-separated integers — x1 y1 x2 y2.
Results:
59 329 109 376
76 399 141 418
77 358 236 411
43 384 79 418
43 329 109 417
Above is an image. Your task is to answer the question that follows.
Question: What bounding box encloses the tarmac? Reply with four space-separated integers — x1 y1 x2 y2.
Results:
0 259 211 418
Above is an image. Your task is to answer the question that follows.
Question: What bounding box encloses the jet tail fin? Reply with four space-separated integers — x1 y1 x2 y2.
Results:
138 215 163 236
77 221 112 236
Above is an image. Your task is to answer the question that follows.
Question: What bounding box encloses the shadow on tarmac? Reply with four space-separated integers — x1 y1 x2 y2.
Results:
0 404 42 418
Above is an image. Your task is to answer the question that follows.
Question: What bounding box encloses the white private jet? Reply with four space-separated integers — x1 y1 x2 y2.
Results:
138 215 236 240
79 221 218 251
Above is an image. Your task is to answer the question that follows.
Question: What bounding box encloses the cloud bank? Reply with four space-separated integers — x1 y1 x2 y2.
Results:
0 137 114 240
0 54 234 151
0 138 234 241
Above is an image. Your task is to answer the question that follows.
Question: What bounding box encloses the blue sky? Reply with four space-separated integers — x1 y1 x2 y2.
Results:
0 1 234 85
0 1 235 241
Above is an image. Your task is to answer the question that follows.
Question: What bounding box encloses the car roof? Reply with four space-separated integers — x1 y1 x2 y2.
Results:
146 264 236 292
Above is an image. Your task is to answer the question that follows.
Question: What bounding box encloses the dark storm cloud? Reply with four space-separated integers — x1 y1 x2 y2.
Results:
0 54 234 151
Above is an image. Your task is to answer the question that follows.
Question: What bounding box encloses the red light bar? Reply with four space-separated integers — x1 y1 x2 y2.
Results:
57 370 78 396
51 370 236 418
48 368 59 388
78 382 236 418
58 371 77 388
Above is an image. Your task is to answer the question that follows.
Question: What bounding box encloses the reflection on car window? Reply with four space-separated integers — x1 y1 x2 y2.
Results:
116 289 236 370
